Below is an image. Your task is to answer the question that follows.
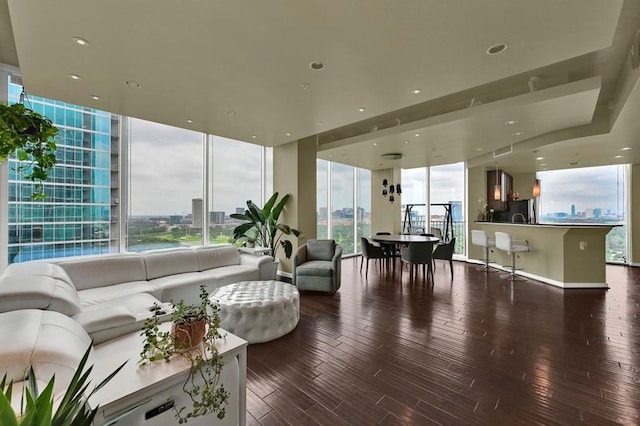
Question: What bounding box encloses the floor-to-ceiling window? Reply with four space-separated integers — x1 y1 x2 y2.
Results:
5 76 120 264
127 118 203 251
400 163 466 255
331 163 355 254
356 168 371 252
209 136 263 244
430 162 465 254
317 160 329 239
538 164 628 263
317 160 370 255
401 168 428 234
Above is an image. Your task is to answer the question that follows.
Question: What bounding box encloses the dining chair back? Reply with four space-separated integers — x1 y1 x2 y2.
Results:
433 237 456 281
360 237 387 279
400 241 434 284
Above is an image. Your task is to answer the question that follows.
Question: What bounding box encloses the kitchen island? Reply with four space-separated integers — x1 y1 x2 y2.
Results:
473 222 616 289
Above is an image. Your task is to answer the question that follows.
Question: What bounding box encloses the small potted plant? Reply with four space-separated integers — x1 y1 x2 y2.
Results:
0 102 59 199
140 285 229 423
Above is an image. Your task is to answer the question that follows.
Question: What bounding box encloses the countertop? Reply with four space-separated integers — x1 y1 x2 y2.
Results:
474 221 620 228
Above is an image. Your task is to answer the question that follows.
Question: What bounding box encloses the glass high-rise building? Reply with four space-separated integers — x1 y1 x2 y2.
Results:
6 76 122 263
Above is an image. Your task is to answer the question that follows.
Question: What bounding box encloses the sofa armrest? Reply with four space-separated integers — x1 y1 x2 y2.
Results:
239 253 273 268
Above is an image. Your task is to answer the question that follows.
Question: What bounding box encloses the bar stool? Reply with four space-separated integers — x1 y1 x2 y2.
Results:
471 230 495 272
494 231 530 281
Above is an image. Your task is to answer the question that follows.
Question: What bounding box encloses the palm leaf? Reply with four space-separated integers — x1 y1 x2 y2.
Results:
0 390 18 426
270 193 290 222
261 192 278 218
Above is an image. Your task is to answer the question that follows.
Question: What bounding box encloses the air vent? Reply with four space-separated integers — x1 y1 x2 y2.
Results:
381 153 403 160
493 145 513 158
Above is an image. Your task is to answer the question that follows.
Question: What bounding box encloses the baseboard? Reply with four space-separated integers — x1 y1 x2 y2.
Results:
464 260 609 289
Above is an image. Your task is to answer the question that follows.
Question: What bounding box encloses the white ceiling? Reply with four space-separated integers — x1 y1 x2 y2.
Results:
2 0 640 174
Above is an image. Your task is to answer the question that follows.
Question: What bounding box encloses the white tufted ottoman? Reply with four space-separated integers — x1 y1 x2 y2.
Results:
209 280 299 344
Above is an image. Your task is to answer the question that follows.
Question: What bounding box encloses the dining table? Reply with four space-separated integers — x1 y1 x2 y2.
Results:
370 234 441 275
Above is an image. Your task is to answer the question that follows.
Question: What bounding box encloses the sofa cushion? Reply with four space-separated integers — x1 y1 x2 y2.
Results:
78 281 161 307
207 264 260 286
1 262 75 289
0 309 92 394
295 260 334 277
193 245 240 271
143 248 200 280
306 240 336 261
57 254 146 291
0 275 82 315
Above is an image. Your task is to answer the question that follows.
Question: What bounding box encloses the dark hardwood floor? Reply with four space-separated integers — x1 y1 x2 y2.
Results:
246 258 640 425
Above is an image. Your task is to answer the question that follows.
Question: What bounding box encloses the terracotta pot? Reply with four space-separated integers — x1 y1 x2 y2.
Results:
171 318 206 350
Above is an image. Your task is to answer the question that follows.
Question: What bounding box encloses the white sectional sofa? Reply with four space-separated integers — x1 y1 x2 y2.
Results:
0 244 273 343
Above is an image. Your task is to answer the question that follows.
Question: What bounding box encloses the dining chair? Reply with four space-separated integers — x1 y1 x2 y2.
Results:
360 237 387 279
375 231 399 268
400 241 434 285
433 237 456 281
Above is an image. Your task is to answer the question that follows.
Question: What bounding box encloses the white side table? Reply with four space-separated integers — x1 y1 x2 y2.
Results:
89 324 247 426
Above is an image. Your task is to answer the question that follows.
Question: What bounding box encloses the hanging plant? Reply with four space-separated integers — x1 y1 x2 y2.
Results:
0 102 58 199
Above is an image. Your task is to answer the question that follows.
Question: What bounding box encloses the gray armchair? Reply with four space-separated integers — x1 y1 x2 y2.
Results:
293 239 342 293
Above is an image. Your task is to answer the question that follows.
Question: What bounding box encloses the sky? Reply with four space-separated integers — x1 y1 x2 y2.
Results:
128 118 626 219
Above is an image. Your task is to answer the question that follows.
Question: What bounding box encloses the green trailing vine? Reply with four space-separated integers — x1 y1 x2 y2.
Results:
139 285 229 424
0 102 58 199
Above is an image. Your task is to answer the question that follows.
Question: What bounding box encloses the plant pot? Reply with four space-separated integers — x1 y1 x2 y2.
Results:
171 319 206 350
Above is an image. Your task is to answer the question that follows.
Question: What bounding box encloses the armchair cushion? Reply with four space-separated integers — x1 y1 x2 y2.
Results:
306 239 336 261
295 260 334 277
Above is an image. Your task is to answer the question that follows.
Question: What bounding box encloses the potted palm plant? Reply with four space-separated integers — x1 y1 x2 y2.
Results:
0 345 124 426
230 192 301 259
0 102 58 199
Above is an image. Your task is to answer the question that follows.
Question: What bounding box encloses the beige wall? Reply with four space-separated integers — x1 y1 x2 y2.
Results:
371 168 402 234
273 138 317 272
512 172 536 199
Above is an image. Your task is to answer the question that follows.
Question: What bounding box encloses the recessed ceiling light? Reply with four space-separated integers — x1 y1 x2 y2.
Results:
404 140 410 144
613 155 623 159
251 135 257 139
536 157 544 161
568 161 580 166
620 147 632 151
225 110 236 117
486 43 508 55
505 120 518 125
412 88 422 94
186 119 193 124
285 132 291 136
301 82 310 89
68 74 82 80
309 61 325 71
358 107 366 112
475 148 484 151
414 133 420 137
90 95 100 100
373 143 377 146
539 163 547 166
72 37 90 46
512 131 523 136
124 80 140 87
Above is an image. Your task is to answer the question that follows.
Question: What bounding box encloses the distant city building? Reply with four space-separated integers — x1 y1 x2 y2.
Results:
235 207 245 215
593 208 602 218
7 78 121 263
571 204 576 216
585 208 594 218
449 201 463 221
318 207 328 219
192 198 203 228
210 211 226 224
169 215 183 225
